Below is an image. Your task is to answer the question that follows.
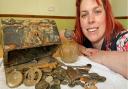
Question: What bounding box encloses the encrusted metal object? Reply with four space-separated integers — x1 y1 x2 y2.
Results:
77 64 92 74
66 67 80 82
60 40 79 63
35 78 49 89
45 75 53 84
24 67 42 86
6 69 23 88
2 18 61 67
60 28 79 63
88 73 106 82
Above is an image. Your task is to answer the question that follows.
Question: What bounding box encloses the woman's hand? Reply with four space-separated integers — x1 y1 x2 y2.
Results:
78 44 104 63
78 44 98 56
78 44 128 79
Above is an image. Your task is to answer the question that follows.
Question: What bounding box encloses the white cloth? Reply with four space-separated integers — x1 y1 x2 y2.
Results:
0 56 128 89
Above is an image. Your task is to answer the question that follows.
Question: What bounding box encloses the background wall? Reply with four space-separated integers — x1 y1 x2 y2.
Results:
110 0 128 28
0 0 76 16
111 0 128 17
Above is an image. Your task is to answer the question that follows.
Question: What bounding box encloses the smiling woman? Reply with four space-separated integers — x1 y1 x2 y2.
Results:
74 0 128 79
79 0 106 47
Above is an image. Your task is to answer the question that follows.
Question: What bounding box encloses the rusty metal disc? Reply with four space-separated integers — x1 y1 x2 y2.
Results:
24 67 42 86
6 70 23 88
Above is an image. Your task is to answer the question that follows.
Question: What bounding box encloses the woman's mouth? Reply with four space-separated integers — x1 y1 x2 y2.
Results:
87 27 99 32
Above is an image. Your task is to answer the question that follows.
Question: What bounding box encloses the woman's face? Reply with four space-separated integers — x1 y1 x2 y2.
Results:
80 0 106 44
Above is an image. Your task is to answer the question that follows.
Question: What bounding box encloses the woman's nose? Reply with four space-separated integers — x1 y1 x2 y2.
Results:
88 14 95 24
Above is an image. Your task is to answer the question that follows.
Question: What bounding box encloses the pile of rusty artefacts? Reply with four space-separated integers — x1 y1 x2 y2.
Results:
1 18 106 89
6 57 106 89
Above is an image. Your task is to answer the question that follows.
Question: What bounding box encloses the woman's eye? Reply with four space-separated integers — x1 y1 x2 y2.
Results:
81 13 88 18
81 15 86 18
95 10 102 14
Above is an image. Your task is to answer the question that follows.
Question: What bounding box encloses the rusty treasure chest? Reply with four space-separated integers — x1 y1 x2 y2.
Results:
2 18 61 88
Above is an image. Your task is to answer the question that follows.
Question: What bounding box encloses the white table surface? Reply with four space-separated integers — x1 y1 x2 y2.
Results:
0 56 128 89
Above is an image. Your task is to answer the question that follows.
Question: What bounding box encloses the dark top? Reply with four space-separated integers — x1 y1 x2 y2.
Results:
84 31 128 51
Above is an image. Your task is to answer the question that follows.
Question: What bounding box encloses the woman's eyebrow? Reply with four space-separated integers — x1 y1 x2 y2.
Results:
81 5 102 11
93 6 102 10
81 10 88 13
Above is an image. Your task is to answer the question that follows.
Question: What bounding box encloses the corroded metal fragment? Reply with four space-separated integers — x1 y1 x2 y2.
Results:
77 64 92 74
35 78 49 89
66 67 80 82
88 73 106 82
6 70 23 88
24 67 42 86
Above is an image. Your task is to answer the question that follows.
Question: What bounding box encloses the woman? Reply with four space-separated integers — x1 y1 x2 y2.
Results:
74 0 128 79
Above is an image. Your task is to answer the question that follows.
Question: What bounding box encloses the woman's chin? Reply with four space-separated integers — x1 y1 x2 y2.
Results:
88 38 98 43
